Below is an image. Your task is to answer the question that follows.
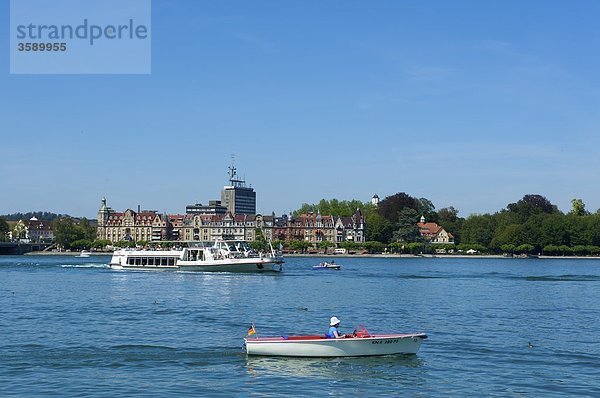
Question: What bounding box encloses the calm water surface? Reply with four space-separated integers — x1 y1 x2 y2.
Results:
1 255 599 396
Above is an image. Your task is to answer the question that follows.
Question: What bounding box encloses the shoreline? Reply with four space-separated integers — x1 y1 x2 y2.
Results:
20 251 600 260
285 254 600 260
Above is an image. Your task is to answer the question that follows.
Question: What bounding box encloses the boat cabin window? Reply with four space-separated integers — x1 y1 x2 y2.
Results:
125 256 176 266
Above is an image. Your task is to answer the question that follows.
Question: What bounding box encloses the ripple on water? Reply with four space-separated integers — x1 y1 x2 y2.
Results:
1 256 600 396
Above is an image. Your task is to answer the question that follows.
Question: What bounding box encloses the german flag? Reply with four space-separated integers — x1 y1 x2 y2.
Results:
247 324 256 336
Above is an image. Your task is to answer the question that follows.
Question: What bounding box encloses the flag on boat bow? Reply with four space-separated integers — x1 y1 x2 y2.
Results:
247 324 256 336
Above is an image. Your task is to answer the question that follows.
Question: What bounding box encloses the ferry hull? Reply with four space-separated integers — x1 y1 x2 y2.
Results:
109 256 282 273
109 242 284 273
245 333 427 357
179 258 282 272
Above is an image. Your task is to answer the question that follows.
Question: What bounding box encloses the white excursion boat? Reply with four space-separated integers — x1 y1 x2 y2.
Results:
109 240 283 273
312 261 341 270
244 327 427 357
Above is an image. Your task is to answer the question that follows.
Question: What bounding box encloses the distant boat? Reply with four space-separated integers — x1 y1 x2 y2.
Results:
312 261 341 270
78 250 91 257
244 326 427 357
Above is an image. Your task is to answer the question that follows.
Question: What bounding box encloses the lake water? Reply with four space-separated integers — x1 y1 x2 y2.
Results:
1 255 599 397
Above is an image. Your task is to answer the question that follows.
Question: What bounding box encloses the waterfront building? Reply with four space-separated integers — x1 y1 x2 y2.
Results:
97 198 157 242
26 217 54 243
272 214 289 242
96 197 367 247
417 215 454 244
151 213 172 242
221 163 256 215
255 213 275 242
185 200 228 216
335 209 366 243
284 210 366 244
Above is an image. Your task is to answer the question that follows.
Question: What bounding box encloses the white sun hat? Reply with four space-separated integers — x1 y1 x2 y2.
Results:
330 316 341 326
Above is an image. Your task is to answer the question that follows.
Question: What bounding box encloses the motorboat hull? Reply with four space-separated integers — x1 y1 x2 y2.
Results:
244 333 427 357
312 265 341 270
312 262 341 270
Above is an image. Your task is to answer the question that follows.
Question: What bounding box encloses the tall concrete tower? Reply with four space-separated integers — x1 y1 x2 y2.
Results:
221 159 256 215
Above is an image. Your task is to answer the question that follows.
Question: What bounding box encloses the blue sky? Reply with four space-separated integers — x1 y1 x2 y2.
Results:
1 0 600 218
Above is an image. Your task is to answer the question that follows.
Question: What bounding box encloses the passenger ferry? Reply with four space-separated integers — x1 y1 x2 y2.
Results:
109 240 283 273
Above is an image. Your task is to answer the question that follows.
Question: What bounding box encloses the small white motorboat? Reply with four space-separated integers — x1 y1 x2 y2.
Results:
78 250 91 258
244 327 427 357
312 261 341 270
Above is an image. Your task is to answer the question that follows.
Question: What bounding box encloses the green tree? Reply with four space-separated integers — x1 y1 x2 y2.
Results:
406 242 423 254
491 224 526 249
0 217 8 242
572 245 588 256
340 241 360 251
78 218 97 241
500 244 516 254
543 244 559 255
91 240 112 250
365 212 394 243
71 239 92 250
558 245 571 256
515 244 535 254
289 240 311 253
460 214 496 247
392 208 420 243
377 192 419 222
457 243 487 253
506 194 558 221
389 242 405 253
437 207 462 243
539 214 570 247
294 199 368 218
53 217 96 249
53 217 79 249
250 228 269 252
318 241 335 251
417 198 437 223
569 198 588 216
363 241 385 254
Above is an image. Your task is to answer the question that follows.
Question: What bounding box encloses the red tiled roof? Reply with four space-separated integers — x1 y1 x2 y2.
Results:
417 222 442 234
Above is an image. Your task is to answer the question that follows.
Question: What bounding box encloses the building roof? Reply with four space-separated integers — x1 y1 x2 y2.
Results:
417 222 454 239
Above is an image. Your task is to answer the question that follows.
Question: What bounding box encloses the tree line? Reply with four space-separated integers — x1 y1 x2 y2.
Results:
3 193 599 256
0 211 68 221
293 193 600 256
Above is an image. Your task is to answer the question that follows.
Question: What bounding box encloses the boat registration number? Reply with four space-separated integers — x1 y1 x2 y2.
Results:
371 339 399 345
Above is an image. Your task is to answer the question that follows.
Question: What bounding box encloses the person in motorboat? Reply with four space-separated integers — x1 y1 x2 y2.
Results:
326 316 344 338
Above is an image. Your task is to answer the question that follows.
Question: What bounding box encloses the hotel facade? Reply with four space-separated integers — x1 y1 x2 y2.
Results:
96 198 366 246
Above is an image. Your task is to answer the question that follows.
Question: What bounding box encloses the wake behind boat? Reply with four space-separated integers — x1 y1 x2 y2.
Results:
109 240 283 272
244 326 427 357
312 261 341 270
